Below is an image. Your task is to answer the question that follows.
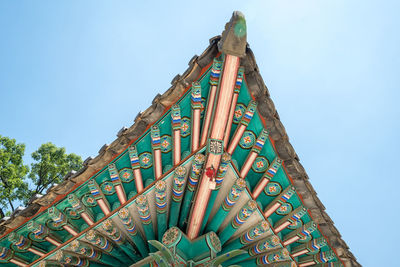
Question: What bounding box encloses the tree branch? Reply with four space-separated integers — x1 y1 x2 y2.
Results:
8 198 14 212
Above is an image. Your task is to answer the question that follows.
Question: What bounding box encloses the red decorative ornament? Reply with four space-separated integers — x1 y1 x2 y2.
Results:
205 167 216 178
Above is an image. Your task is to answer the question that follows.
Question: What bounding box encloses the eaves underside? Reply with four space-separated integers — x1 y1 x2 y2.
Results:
0 36 359 267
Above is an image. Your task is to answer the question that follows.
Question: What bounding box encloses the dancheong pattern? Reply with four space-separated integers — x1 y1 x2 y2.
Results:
264 181 282 196
136 195 151 225
172 166 187 202
81 193 96 207
64 208 80 220
155 180 167 213
160 135 172 153
239 130 256 149
100 181 115 195
200 97 206 118
252 156 269 173
181 117 191 137
119 168 134 183
288 219 303 230
139 152 153 169
233 103 246 124
0 13 348 267
276 202 293 215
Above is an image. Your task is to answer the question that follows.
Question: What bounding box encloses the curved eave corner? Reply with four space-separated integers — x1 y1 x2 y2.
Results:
0 11 359 267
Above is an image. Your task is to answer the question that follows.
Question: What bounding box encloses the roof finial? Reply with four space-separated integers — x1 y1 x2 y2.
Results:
218 11 247 57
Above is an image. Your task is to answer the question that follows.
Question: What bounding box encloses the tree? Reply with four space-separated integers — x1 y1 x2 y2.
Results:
0 136 29 217
28 142 83 198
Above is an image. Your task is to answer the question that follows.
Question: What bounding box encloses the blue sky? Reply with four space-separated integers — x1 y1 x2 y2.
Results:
0 1 399 266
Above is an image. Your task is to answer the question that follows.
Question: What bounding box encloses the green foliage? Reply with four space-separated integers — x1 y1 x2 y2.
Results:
0 136 29 216
0 137 83 218
29 142 83 196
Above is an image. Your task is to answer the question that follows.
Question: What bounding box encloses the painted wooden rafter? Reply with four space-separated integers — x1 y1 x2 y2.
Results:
223 66 244 148
151 125 163 180
118 208 148 257
47 207 79 236
252 156 283 199
187 53 241 239
88 179 111 216
128 145 144 193
8 233 46 257
68 193 95 226
226 100 257 155
69 239 118 266
205 177 246 233
240 128 269 178
0 247 28 267
26 221 62 247
108 163 127 204
200 57 222 146
171 104 182 165
191 82 202 151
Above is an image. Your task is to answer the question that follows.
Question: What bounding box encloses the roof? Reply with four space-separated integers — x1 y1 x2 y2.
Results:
0 11 359 267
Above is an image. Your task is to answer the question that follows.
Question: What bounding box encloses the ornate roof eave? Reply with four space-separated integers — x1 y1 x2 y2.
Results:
0 12 359 267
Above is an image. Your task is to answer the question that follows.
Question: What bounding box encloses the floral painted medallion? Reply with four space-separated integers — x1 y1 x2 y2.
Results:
264 181 282 196
288 219 303 230
181 117 191 137
252 156 269 173
139 152 153 169
82 193 97 207
160 135 172 153
65 207 80 219
100 181 115 195
233 103 246 124
239 130 256 149
276 202 293 215
119 168 134 183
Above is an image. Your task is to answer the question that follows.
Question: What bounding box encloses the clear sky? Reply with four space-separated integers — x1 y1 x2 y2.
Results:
0 1 398 266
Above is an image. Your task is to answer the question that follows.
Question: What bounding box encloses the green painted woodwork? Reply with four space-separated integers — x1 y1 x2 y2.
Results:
0 247 17 262
169 166 187 228
274 206 308 231
161 227 221 264
206 177 246 233
212 249 246 267
155 180 168 240
8 232 46 256
209 57 223 87
298 250 337 265
54 250 90 267
67 193 95 228
135 195 156 251
0 45 343 266
191 82 203 110
179 152 205 229
229 248 291 266
69 239 121 266
101 219 140 262
147 240 175 265
218 200 258 245
222 234 283 265
26 221 62 245
37 260 64 267
291 237 328 257
47 206 81 235
85 230 131 264
221 220 273 254
118 207 149 257
283 221 317 243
